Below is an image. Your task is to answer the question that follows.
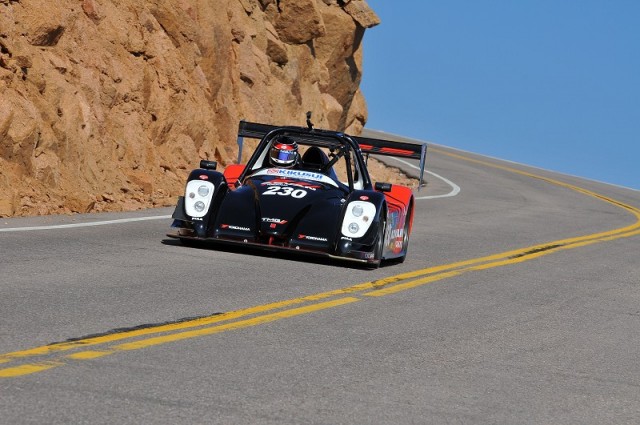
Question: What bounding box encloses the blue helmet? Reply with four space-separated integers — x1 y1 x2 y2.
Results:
269 136 299 168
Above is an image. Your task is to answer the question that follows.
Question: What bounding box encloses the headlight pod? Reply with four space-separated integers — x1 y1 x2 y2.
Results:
341 201 376 238
185 180 215 218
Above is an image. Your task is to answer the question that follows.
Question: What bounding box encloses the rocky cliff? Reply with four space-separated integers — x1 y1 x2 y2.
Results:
0 0 379 217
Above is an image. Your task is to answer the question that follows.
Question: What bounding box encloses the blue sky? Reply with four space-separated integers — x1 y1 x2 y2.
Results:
360 1 639 190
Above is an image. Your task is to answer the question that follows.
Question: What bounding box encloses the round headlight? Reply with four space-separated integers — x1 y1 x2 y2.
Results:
352 205 364 217
194 201 206 212
198 185 210 197
348 222 359 234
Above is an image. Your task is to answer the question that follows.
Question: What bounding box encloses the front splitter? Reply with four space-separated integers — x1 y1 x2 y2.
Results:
166 231 377 266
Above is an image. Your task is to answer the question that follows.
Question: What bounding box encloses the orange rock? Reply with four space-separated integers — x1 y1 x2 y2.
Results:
0 0 380 217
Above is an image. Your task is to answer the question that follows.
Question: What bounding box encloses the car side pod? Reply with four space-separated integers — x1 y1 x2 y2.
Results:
172 168 229 238
375 182 392 192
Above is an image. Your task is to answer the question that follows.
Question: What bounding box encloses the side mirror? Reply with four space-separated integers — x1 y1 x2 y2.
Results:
200 160 217 170
375 182 392 192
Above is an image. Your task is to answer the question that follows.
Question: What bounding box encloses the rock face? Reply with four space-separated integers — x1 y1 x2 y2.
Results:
0 0 379 217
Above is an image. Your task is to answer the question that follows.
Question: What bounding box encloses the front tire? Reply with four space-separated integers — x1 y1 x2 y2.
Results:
369 218 386 269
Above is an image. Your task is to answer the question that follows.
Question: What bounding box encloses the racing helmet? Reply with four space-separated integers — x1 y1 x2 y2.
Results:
269 136 299 168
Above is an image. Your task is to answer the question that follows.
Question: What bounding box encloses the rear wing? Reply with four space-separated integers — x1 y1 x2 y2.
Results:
236 120 428 189
353 134 427 189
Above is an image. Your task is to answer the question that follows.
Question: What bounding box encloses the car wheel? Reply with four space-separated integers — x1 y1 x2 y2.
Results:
397 204 412 263
369 218 386 269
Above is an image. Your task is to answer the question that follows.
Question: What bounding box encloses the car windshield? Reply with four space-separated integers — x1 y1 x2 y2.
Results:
247 138 366 190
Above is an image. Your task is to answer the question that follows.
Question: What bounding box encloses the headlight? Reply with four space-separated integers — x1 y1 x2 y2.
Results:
341 201 376 238
184 180 215 218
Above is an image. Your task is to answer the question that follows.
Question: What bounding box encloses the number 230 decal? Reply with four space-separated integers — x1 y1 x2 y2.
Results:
263 186 307 199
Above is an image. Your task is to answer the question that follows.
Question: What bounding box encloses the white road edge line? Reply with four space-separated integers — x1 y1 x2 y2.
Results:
0 215 172 233
388 157 461 200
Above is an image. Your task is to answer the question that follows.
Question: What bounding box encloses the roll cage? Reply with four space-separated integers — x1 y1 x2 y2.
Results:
235 120 428 191
236 123 372 192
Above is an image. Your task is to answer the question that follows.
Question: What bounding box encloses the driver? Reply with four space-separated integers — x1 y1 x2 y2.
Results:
268 136 299 168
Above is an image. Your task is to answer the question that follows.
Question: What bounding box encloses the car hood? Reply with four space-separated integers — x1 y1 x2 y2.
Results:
248 172 345 237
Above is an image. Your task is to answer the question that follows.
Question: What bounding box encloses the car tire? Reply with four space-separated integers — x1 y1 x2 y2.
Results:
397 204 412 263
369 218 386 269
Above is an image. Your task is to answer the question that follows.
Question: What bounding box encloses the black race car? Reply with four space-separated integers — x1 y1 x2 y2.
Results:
167 120 427 267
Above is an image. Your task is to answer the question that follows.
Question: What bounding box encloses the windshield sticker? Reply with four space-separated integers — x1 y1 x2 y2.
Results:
253 168 338 187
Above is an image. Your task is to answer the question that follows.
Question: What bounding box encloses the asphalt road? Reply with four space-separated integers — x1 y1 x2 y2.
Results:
1 134 639 424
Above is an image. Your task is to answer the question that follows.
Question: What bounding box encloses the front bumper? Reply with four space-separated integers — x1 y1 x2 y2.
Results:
166 229 378 266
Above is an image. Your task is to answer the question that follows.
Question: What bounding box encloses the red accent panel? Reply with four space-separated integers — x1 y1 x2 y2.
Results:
360 144 416 158
223 164 245 188
379 147 414 156
384 184 414 235
384 185 413 210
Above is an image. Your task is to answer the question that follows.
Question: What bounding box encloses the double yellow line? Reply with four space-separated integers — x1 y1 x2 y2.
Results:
2 151 638 378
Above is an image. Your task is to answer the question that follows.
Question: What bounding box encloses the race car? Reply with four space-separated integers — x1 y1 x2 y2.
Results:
167 119 427 267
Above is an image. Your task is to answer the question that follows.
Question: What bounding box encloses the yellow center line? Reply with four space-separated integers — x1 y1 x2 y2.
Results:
1 150 638 378
0 283 374 363
2 298 361 377
113 297 360 351
65 350 114 360
0 361 65 379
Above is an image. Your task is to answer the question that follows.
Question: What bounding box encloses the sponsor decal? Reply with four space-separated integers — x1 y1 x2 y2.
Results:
340 236 353 241
359 195 369 201
383 211 405 254
262 217 288 225
199 175 209 180
385 212 400 247
266 169 323 180
298 234 328 242
221 224 251 231
192 217 203 221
